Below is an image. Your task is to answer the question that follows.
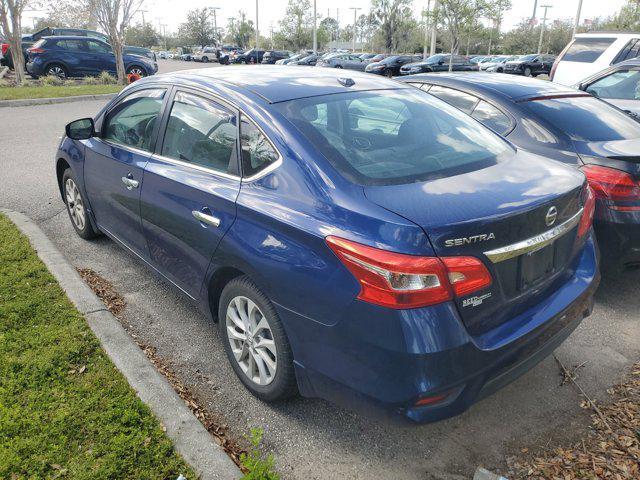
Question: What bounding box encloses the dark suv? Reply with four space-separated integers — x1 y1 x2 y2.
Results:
365 54 422 77
26 36 158 78
400 54 477 75
503 54 556 77
262 50 291 64
232 49 265 64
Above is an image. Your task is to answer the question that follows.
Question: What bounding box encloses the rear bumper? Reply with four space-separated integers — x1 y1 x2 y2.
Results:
281 233 599 423
595 216 640 267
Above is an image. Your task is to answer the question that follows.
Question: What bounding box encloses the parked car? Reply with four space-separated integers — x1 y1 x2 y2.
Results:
124 45 156 62
503 54 555 77
192 47 217 63
399 54 477 75
368 53 389 63
232 48 265 64
551 32 640 86
288 53 321 66
57 66 598 423
365 54 422 77
480 55 521 72
316 52 368 71
401 72 639 271
359 53 377 62
575 58 640 116
469 55 490 64
180 53 192 61
26 36 158 78
262 50 292 64
277 52 312 65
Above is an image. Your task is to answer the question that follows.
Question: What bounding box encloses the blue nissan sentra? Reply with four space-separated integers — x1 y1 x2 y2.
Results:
56 66 599 423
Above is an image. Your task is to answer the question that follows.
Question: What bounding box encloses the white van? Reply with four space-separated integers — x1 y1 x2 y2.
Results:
551 32 640 86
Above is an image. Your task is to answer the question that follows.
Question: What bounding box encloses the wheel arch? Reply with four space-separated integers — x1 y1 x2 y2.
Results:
206 266 247 322
56 157 71 199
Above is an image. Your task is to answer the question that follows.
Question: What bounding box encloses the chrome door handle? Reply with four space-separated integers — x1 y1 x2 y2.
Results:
192 210 221 227
121 176 139 190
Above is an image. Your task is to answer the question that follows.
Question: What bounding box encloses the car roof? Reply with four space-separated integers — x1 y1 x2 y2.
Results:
401 72 577 102
148 65 411 103
43 35 105 41
575 32 640 38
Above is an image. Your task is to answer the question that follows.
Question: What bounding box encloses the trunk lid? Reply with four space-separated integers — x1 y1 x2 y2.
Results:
575 139 640 179
364 151 587 335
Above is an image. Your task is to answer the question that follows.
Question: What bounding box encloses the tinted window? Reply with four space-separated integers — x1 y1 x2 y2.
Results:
240 116 279 177
55 39 85 51
162 92 238 174
613 39 640 63
86 40 110 53
562 37 615 63
586 70 640 100
103 89 165 151
471 101 511 134
428 85 478 113
523 96 640 142
275 89 511 186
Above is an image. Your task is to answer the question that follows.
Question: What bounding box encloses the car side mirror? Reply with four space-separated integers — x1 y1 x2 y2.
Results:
66 118 95 140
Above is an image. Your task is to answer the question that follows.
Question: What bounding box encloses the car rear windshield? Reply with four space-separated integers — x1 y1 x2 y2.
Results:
274 88 512 186
523 95 640 142
562 37 615 63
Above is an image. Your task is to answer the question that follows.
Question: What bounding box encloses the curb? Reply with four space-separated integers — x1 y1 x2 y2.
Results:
1 209 242 480
0 93 117 108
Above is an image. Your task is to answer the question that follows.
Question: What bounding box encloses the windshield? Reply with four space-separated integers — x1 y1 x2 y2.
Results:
523 96 640 142
275 88 512 186
519 55 537 62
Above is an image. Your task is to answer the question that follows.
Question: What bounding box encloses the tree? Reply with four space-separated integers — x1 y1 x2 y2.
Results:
319 16 339 43
371 0 414 53
177 8 216 48
33 0 97 31
225 11 254 48
125 22 159 47
278 0 314 51
93 0 144 85
0 0 30 84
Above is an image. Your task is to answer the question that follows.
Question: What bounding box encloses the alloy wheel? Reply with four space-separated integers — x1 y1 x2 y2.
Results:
128 67 145 77
225 295 277 386
48 65 66 78
65 178 85 231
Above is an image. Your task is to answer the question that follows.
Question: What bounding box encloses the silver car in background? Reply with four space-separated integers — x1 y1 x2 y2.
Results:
316 53 368 71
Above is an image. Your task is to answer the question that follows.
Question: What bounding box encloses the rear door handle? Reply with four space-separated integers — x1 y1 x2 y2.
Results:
192 209 221 228
121 176 139 190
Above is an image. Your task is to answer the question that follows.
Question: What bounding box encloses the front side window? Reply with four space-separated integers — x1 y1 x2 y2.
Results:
523 95 640 142
562 37 615 63
86 40 111 54
240 116 279 177
471 101 512 134
586 69 640 100
276 88 512 186
162 92 238 174
428 85 478 113
103 89 165 151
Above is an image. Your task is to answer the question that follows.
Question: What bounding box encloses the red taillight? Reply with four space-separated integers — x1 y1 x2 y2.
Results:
581 165 640 211
325 236 492 309
27 47 45 54
577 185 596 238
1 43 8 56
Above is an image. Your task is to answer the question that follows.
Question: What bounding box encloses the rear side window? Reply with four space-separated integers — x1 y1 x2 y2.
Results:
55 39 85 51
471 101 511 134
523 96 640 142
613 39 640 64
240 116 279 177
428 85 478 113
162 92 239 175
103 89 165 151
275 88 511 186
562 37 615 63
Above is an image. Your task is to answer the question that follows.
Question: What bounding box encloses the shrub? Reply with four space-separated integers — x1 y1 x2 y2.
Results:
41 75 64 86
97 71 117 85
84 76 100 85
63 79 77 87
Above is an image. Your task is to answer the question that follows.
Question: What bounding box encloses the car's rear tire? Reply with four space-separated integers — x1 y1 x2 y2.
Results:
62 169 100 240
45 63 67 78
126 65 147 77
385 69 393 78
218 276 298 402
524 67 532 77
334 64 343 68
202 56 209 63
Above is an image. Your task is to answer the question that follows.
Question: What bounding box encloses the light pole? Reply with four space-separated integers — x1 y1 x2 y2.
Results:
531 0 538 24
210 7 220 46
255 0 259 49
430 0 438 57
537 5 552 54
423 0 431 60
572 0 583 38
313 0 317 53
350 7 360 53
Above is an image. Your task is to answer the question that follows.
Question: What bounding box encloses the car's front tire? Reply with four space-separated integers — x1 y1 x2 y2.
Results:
524 67 532 77
62 169 99 240
385 68 393 78
219 276 297 402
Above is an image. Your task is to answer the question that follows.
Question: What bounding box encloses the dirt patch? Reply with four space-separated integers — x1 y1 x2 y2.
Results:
76 267 248 471
508 360 640 479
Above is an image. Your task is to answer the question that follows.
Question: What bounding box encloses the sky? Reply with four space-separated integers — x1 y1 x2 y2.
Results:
23 0 629 35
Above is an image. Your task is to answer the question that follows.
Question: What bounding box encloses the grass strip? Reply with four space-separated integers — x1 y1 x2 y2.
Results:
0 214 194 479
0 84 122 100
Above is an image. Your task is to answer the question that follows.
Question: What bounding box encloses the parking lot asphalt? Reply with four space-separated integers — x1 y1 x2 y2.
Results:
1 93 639 479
